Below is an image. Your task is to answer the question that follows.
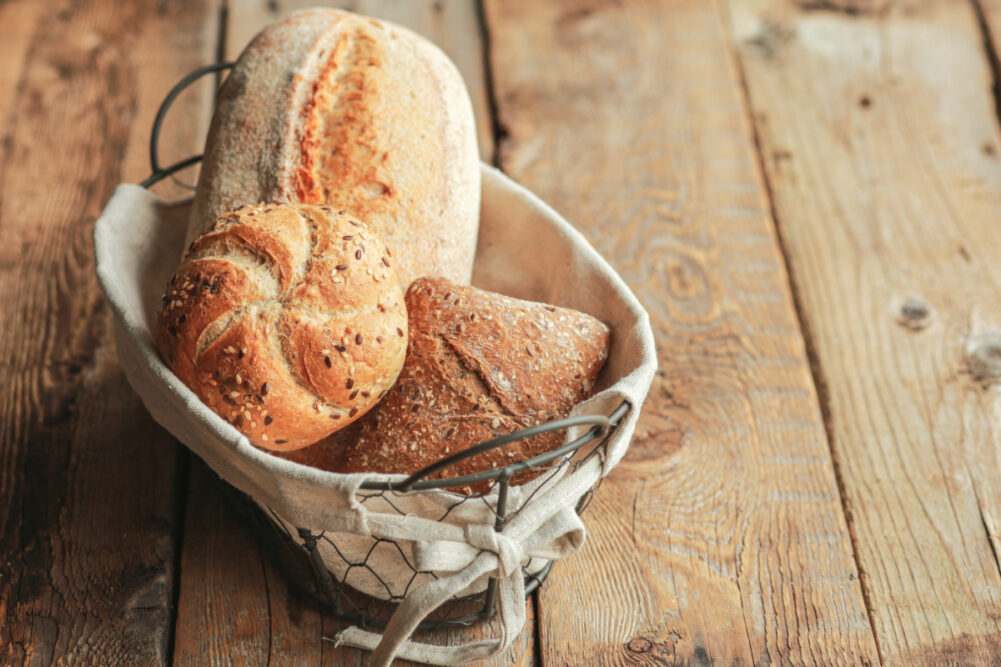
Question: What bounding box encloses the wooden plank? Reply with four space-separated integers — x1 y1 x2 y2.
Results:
173 460 325 666
484 0 879 664
0 0 216 664
730 0 1001 662
172 2 533 664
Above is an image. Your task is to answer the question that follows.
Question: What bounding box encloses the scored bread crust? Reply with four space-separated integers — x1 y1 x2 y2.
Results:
188 8 480 288
156 204 408 451
327 278 611 493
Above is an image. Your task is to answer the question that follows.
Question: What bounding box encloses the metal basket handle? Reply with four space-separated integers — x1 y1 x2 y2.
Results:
140 61 234 188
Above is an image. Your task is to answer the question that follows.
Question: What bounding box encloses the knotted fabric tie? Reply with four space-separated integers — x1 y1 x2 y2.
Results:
331 456 603 666
464 524 523 577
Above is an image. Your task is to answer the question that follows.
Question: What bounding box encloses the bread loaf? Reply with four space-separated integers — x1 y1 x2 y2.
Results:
188 8 480 288
155 203 408 451
327 278 611 492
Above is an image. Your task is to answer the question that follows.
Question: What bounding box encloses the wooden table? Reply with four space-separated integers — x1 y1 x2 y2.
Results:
4 0 1001 664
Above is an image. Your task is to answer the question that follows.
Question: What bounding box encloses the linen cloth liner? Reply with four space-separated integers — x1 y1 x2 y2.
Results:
94 164 657 665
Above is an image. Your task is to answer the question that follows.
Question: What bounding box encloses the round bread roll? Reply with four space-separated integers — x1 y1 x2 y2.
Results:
155 203 408 451
187 8 481 288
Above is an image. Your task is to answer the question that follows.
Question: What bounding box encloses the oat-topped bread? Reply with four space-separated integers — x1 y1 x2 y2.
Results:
329 277 611 491
156 203 407 451
188 8 480 288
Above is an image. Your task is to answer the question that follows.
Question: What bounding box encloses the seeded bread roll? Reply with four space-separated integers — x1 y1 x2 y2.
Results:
188 8 480 288
326 278 610 492
155 203 408 451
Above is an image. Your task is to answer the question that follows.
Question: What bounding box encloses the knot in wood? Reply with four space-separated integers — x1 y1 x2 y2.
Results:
966 333 1001 385
893 295 931 331
627 637 653 653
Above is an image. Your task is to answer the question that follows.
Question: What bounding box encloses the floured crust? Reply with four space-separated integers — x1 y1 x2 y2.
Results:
188 8 480 288
156 203 408 451
320 278 611 493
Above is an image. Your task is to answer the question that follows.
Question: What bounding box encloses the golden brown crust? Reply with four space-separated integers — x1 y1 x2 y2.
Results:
188 9 480 288
156 203 408 451
325 278 611 492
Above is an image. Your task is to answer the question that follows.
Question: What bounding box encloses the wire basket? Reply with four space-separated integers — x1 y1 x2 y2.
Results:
145 62 631 631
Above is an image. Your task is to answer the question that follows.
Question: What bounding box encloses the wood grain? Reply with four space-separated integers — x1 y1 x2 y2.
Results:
174 460 325 666
484 0 878 664
171 2 535 665
731 0 1001 662
0 0 215 664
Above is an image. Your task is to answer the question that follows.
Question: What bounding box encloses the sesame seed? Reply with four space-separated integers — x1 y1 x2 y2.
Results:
261 382 270 396
264 416 273 426
355 333 363 345
410 443 417 451
336 264 348 271
376 336 383 343
382 257 390 267
234 415 243 427
361 391 370 398
385 247 392 257
330 413 340 419
324 356 332 368
321 349 330 355
235 374 242 384
350 390 359 400
397 328 404 337
229 391 240 399
275 439 288 444
262 434 269 441
349 407 358 417
346 378 354 389
349 219 359 226
335 344 348 353
342 235 353 240
491 418 500 428
224 346 235 354
355 249 362 259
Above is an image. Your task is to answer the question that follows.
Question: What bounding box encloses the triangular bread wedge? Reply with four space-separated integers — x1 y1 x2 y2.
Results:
327 277 611 492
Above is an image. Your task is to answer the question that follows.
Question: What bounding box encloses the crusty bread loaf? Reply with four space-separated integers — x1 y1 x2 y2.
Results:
156 203 408 451
188 8 480 288
324 278 611 492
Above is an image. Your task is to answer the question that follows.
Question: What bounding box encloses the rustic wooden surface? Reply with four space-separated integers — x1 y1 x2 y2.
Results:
3 0 1001 664
0 0 215 664
731 0 1001 663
